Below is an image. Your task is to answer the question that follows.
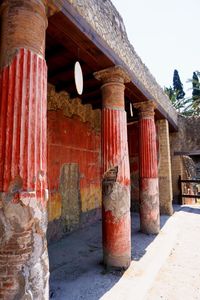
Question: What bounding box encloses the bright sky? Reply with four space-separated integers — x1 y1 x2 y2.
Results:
111 0 200 97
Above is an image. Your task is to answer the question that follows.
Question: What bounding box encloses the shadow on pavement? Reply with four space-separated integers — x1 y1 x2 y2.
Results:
180 205 200 215
131 211 170 261
48 209 174 299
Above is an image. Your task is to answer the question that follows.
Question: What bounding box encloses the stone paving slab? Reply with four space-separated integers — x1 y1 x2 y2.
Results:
49 205 200 300
145 205 200 300
102 205 200 300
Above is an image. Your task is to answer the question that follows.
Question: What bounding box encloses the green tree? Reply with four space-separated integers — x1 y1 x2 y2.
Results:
164 86 181 110
192 72 200 101
165 86 175 100
165 70 200 116
179 71 200 116
173 69 185 100
190 71 200 114
164 85 188 113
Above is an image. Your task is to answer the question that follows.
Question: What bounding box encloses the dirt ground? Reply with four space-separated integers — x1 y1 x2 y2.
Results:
48 205 200 300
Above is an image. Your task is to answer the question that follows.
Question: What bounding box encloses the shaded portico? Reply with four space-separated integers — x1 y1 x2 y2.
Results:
0 0 178 298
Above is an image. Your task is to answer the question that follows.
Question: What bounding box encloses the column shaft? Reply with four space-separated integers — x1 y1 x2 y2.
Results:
95 66 131 269
102 108 131 268
0 1 48 299
136 101 160 234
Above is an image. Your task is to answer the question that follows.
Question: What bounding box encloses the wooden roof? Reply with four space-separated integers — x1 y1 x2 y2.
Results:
46 2 178 131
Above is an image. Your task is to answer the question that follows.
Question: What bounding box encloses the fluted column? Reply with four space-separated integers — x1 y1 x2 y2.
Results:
94 66 131 269
134 101 160 234
0 1 49 299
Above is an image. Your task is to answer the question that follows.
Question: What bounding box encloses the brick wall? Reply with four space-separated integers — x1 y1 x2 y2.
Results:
0 230 32 299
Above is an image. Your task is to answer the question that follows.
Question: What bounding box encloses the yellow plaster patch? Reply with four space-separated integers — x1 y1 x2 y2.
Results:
80 186 102 212
48 192 62 221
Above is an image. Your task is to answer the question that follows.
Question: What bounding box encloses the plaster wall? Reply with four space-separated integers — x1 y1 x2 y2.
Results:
47 85 102 241
128 123 139 212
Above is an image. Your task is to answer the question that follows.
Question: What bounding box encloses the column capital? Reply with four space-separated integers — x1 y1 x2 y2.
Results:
0 0 47 67
0 0 47 18
94 65 130 85
133 100 156 119
46 0 61 17
94 66 130 110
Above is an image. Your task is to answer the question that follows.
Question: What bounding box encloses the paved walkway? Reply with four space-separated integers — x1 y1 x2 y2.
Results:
49 205 200 300
145 205 200 300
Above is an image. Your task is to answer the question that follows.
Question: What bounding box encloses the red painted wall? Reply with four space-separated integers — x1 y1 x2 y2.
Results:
128 123 139 210
47 110 101 221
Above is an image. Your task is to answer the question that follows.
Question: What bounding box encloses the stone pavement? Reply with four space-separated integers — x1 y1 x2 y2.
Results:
145 205 200 300
49 205 200 300
102 205 200 300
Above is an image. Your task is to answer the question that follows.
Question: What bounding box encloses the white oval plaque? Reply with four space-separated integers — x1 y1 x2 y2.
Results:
74 61 83 95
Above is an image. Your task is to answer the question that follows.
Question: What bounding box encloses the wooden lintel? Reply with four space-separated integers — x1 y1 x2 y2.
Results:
180 179 200 183
48 62 76 79
181 195 200 198
174 151 200 156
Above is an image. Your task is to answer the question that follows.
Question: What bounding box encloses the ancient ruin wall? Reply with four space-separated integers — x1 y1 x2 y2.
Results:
170 115 200 152
47 85 102 241
170 115 200 201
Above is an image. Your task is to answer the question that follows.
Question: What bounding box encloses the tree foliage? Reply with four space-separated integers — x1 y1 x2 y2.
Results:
189 71 200 115
164 69 200 116
164 86 183 110
164 69 187 114
192 72 200 101
173 69 185 100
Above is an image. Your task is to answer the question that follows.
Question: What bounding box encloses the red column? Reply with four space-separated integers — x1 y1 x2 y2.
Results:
94 66 131 269
0 1 49 299
135 101 160 234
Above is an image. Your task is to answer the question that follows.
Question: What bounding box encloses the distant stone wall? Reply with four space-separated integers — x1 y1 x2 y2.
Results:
193 158 200 178
63 0 177 127
170 115 200 201
170 115 200 153
181 156 197 205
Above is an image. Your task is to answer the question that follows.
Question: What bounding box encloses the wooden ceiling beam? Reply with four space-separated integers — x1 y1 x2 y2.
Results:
55 74 100 93
125 84 147 103
47 13 113 72
48 62 77 80
81 98 102 110
81 90 101 101
45 42 65 58
49 63 92 87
